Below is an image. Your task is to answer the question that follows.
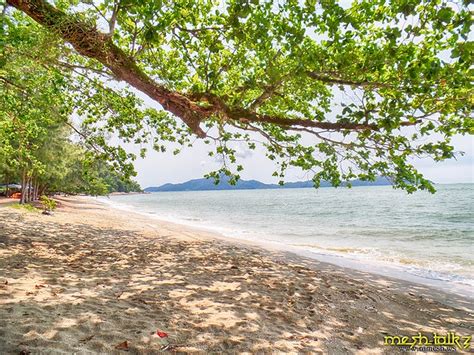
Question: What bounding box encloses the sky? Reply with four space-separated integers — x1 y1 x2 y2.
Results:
124 134 473 188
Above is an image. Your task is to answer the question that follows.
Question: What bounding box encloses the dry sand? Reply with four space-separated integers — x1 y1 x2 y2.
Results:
0 196 472 354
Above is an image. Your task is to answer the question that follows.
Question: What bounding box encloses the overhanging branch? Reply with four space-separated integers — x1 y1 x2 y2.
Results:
6 0 207 137
306 71 391 88
7 0 420 138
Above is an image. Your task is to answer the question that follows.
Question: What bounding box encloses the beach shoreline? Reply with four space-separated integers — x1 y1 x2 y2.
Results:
98 193 474 302
0 196 472 353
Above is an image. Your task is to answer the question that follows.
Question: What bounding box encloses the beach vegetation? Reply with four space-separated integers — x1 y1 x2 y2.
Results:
10 202 40 213
40 195 57 212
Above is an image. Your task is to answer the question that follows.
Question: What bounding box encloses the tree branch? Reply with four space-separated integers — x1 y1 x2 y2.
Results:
6 0 420 139
306 71 391 88
248 81 284 110
55 61 113 77
63 121 102 154
6 0 207 137
108 0 120 36
0 75 28 93
175 25 225 36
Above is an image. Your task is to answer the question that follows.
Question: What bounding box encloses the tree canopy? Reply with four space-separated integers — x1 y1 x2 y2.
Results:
3 0 473 192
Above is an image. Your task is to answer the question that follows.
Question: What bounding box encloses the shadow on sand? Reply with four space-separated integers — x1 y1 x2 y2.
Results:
0 203 472 353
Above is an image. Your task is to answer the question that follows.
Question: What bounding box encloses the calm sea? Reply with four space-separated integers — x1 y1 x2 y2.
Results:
102 184 473 295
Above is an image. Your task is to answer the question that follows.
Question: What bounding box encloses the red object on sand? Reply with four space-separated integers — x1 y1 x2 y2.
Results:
114 341 129 350
157 330 168 338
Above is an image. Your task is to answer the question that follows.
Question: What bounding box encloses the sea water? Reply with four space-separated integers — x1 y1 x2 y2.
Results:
101 184 473 296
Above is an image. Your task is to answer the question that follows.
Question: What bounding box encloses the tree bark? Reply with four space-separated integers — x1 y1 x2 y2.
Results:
28 177 33 202
5 173 10 197
38 184 46 197
34 180 39 200
20 169 27 204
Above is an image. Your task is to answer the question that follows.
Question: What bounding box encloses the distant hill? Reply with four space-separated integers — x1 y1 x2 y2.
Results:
144 176 392 192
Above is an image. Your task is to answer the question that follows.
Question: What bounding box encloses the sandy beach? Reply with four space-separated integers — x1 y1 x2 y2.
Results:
0 196 472 354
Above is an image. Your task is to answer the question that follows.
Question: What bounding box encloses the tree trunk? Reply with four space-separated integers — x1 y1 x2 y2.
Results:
31 177 35 201
25 176 30 203
38 184 46 197
20 169 27 204
28 177 33 203
34 180 39 200
4 172 10 197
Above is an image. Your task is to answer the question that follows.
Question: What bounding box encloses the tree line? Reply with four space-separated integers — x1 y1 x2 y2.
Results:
0 10 141 203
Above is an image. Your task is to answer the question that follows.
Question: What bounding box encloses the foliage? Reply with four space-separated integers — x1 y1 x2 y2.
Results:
0 5 141 199
3 0 473 193
10 203 39 213
40 195 57 211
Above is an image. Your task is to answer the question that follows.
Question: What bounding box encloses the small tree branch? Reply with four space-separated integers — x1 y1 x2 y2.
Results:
108 0 121 36
0 75 28 93
175 25 225 36
89 2 109 25
306 71 391 88
248 82 284 110
63 121 103 154
55 61 113 76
